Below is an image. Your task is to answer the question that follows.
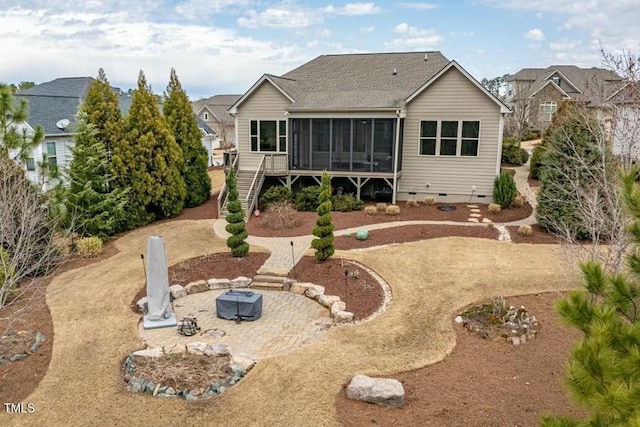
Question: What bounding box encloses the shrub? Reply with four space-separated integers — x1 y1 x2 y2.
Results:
488 203 502 215
528 145 546 180
311 173 334 262
265 201 300 230
295 186 321 211
225 168 249 257
501 137 524 165
493 171 517 208
423 196 436 206
385 205 400 216
364 206 377 215
331 194 363 212
260 185 292 209
406 198 418 208
517 225 533 236
512 194 525 208
520 148 530 164
76 236 103 258
486 222 496 231
376 202 387 212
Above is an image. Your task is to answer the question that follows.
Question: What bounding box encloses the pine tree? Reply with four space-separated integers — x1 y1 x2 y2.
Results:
225 168 249 257
541 167 640 426
0 86 44 161
163 68 211 207
311 172 335 262
64 113 128 239
112 71 186 229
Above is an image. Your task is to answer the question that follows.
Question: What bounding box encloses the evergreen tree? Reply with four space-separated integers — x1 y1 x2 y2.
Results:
225 168 249 257
0 86 43 161
64 113 128 239
536 103 615 240
311 172 335 262
112 71 186 229
163 68 211 207
541 167 640 426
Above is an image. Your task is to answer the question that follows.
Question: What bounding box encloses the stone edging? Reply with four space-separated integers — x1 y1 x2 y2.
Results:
123 343 254 400
0 330 45 365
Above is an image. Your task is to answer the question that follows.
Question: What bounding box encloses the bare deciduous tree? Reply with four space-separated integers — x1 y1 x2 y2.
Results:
0 155 67 312
504 80 534 139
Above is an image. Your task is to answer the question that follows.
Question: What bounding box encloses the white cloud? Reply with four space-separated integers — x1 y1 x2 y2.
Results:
398 2 437 10
386 22 442 50
549 40 578 51
361 25 375 32
238 7 322 29
324 2 382 16
173 0 254 20
524 28 545 41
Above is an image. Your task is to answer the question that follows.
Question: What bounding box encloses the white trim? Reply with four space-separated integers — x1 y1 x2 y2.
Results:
405 61 511 114
543 70 582 94
417 119 481 157
195 105 220 122
528 80 571 99
229 74 295 115
249 119 288 153
497 113 505 175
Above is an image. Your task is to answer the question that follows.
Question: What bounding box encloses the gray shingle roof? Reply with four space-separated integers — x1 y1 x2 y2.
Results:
192 94 242 122
273 51 450 110
510 66 625 105
16 77 130 135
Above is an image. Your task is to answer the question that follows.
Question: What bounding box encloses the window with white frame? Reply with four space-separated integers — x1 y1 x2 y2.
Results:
204 112 209 120
539 102 557 122
46 141 57 166
250 120 287 152
419 120 480 156
26 157 35 171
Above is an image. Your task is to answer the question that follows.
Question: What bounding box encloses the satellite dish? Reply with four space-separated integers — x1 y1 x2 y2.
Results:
56 119 70 130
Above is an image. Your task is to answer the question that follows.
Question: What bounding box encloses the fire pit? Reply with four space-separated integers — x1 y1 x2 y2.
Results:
216 290 263 322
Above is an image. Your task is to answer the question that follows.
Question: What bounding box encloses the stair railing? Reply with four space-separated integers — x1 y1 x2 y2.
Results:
244 155 266 219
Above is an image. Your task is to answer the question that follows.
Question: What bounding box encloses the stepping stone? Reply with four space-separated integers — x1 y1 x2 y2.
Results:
467 218 479 223
469 213 481 218
250 282 284 291
470 208 481 213
467 204 478 208
482 218 493 223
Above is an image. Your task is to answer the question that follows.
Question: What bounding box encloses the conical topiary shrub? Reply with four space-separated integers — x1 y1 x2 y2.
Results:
311 172 335 262
493 171 517 208
225 168 249 257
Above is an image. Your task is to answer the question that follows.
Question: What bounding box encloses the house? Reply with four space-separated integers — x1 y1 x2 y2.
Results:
196 117 221 166
223 51 510 217
608 82 640 162
9 77 131 188
192 94 242 149
506 66 624 131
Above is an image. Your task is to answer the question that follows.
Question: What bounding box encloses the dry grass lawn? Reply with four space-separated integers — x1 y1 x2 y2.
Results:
2 220 578 427
208 168 225 195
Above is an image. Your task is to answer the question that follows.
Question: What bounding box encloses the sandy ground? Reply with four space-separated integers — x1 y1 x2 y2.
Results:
208 168 225 195
3 221 578 426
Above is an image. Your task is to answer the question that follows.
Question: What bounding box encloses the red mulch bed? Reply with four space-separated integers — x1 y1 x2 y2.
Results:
508 224 563 244
288 256 385 320
335 224 499 250
247 202 533 237
156 194 218 223
335 292 588 427
528 178 541 188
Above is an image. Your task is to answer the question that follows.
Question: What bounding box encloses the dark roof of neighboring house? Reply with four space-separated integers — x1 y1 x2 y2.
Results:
508 65 625 105
16 77 130 135
273 51 451 110
192 94 242 123
196 117 217 136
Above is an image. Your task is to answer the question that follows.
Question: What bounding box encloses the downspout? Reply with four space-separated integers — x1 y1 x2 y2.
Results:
496 112 505 176
392 109 402 204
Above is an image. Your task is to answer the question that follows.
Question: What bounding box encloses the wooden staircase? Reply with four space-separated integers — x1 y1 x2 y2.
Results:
220 169 255 217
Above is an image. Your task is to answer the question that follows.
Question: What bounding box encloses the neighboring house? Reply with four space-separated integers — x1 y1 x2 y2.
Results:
224 51 510 217
506 66 624 131
608 82 640 162
196 117 220 166
192 94 241 148
10 77 131 188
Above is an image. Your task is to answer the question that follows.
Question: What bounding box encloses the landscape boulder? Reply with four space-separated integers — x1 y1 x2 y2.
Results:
318 294 341 308
169 284 187 299
185 280 208 294
346 374 405 408
230 276 252 288
208 278 231 290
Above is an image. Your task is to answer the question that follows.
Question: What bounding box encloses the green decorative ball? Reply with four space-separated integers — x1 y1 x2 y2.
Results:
355 229 369 241
343 232 352 238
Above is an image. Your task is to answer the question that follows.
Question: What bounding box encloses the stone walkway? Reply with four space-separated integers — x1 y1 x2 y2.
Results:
140 288 332 360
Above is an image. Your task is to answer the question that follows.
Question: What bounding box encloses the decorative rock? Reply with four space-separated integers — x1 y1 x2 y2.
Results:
169 284 187 299
331 301 347 317
185 280 208 295
318 294 341 308
208 278 231 290
153 383 161 396
185 392 199 402
230 353 256 372
230 276 252 288
187 342 208 355
133 347 164 358
304 285 326 300
205 344 229 357
344 231 352 238
30 331 45 353
291 282 323 296
482 218 493 223
355 229 369 241
467 218 479 223
454 316 464 324
333 311 354 323
129 377 144 393
10 353 27 362
166 343 187 354
346 374 405 408
282 278 293 291
145 381 156 394
0 358 7 366
165 387 176 395
136 297 149 313
511 336 521 346
469 213 482 218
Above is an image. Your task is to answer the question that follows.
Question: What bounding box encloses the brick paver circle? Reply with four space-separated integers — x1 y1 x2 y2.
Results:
139 289 333 360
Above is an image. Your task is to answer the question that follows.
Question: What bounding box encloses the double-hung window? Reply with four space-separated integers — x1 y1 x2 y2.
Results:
539 102 557 122
250 120 287 152
46 141 57 166
419 120 480 156
26 157 35 171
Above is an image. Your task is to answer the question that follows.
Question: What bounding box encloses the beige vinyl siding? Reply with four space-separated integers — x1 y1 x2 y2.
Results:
401 67 501 202
236 81 291 170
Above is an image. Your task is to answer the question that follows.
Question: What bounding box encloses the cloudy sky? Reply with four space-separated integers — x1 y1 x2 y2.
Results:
1 0 638 100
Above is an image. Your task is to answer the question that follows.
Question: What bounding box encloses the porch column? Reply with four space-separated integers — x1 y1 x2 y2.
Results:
392 111 402 204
